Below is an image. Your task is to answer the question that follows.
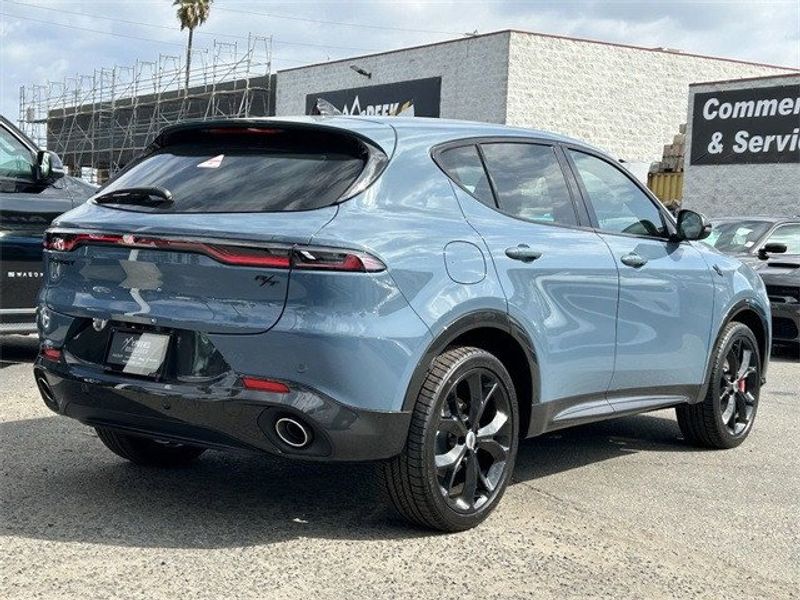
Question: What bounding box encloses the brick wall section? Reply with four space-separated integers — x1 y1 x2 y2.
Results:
682 74 800 217
275 32 510 124
505 32 793 163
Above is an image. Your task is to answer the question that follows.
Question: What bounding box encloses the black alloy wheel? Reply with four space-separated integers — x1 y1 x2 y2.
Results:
434 367 514 513
718 336 758 437
382 346 519 531
677 322 761 449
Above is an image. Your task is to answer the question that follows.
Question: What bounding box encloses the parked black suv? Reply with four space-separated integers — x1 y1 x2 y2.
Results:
706 217 800 351
0 115 95 334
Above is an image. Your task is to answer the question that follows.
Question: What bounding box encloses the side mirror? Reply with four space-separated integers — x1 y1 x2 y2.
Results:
676 209 712 241
36 150 65 182
758 242 788 260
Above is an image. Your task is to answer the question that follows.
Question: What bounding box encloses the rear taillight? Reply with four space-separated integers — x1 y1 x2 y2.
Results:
292 248 385 272
241 376 290 394
44 231 384 272
40 346 62 362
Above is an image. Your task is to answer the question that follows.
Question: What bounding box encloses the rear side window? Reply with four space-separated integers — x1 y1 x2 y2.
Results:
98 127 371 213
480 143 577 226
437 145 494 207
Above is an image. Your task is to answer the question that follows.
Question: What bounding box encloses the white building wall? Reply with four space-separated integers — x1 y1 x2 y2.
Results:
275 33 510 123
276 30 794 166
682 74 800 217
505 31 793 163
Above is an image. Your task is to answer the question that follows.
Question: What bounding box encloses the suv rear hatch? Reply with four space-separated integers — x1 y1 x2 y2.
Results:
43 120 392 335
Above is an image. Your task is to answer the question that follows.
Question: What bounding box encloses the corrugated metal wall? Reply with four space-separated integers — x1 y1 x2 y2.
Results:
648 172 683 203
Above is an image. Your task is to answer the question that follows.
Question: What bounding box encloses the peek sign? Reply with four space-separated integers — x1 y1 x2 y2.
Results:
305 77 441 118
689 84 800 165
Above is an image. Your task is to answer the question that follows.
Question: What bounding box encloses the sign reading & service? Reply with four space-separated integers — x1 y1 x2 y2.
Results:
690 84 800 165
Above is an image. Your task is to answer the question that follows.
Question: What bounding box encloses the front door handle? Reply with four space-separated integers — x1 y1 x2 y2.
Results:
620 252 648 268
505 245 542 263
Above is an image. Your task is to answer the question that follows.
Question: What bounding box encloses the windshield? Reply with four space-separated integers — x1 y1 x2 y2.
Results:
703 220 773 254
97 127 368 213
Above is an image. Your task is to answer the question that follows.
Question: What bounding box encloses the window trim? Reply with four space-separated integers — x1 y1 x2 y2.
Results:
431 136 593 231
431 141 497 209
562 144 678 242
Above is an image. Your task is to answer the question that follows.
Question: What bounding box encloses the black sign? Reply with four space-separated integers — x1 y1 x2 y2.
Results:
305 77 441 118
690 84 800 165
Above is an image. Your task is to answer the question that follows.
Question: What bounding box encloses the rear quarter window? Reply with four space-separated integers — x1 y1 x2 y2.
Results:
97 127 372 213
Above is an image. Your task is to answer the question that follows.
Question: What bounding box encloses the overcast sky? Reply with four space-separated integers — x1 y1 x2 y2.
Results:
1 0 799 126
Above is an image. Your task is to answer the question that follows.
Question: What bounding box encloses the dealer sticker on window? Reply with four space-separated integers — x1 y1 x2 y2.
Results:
197 154 224 169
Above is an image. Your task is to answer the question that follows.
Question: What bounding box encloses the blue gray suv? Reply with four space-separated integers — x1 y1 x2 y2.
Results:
34 117 771 531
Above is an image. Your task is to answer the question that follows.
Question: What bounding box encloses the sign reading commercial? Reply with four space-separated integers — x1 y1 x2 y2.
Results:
305 77 441 118
689 84 800 165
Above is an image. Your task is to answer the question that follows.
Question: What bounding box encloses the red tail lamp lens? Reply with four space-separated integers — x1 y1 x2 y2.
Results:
40 346 62 362
44 231 384 272
44 232 121 252
206 245 291 269
292 249 385 272
242 377 290 394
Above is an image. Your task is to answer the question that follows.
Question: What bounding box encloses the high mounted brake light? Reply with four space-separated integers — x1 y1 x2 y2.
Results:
44 232 385 273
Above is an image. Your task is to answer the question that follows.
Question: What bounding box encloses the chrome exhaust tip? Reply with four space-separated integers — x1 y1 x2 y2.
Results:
274 416 312 449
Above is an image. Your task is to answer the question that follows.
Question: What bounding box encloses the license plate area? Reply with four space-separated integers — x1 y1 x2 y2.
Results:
105 329 171 378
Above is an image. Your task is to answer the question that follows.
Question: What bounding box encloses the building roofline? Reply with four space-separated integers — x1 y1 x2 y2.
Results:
276 28 799 75
276 31 509 74
505 29 799 71
689 71 800 88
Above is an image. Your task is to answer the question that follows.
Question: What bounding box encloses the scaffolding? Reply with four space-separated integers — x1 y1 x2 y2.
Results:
18 34 273 181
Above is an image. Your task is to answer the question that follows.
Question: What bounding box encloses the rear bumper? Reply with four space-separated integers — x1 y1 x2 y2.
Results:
34 360 411 462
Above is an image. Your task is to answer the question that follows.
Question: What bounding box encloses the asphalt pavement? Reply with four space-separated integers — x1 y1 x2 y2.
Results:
1 335 797 599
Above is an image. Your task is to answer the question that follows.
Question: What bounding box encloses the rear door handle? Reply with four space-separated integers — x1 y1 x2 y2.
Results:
505 245 542 263
620 252 648 268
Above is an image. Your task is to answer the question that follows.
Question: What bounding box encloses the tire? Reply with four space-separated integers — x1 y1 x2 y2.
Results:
95 427 206 467
676 322 761 449
382 346 519 532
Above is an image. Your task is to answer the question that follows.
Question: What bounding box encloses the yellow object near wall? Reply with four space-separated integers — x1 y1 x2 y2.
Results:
647 172 684 204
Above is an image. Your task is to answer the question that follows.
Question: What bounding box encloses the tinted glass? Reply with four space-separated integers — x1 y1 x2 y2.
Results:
0 126 35 182
480 143 576 225
704 220 772 253
570 151 665 237
98 129 367 213
437 145 494 206
765 223 800 254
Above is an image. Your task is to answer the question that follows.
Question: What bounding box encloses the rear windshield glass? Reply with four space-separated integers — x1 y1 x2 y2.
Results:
97 128 367 213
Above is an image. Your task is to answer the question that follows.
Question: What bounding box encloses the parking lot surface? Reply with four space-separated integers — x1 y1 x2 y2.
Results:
1 335 797 599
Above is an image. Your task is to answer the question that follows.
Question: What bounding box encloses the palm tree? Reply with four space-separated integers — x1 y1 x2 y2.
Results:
173 0 213 90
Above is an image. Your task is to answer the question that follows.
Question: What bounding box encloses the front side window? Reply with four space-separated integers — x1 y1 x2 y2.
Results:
569 150 666 238
437 145 494 207
480 143 577 226
0 126 36 183
763 223 800 254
